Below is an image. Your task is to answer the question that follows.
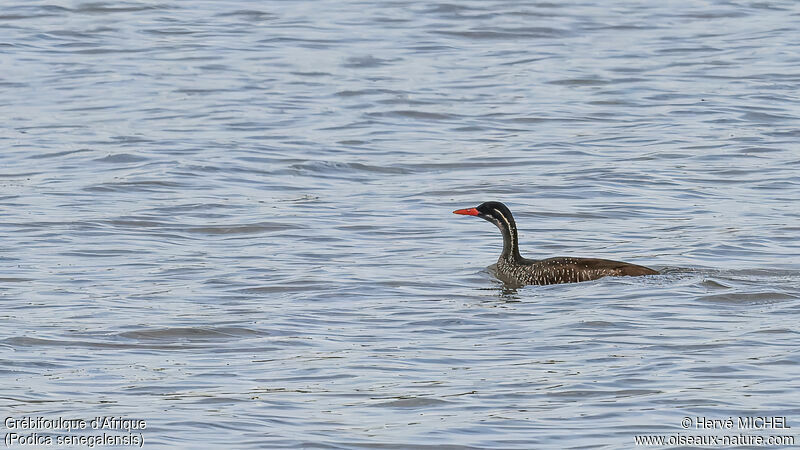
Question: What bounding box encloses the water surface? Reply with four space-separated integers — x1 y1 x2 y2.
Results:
2 0 799 448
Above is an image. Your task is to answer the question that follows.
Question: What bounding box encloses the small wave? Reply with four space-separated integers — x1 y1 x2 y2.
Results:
370 397 454 408
117 326 270 341
290 160 413 175
699 292 797 304
83 180 184 193
187 222 297 235
93 153 149 163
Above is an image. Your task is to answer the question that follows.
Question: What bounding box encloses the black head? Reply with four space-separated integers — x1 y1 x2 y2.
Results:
453 201 515 227
453 201 520 260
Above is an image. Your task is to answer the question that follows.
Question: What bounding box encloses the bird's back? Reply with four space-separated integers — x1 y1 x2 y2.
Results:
497 256 658 286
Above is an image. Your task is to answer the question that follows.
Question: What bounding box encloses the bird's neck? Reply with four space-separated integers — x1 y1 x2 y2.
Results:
496 217 522 262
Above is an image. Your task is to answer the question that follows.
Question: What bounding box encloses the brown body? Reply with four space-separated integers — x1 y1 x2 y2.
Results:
454 201 658 286
496 256 658 286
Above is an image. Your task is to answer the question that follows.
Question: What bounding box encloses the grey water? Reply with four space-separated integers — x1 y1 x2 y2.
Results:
2 0 799 448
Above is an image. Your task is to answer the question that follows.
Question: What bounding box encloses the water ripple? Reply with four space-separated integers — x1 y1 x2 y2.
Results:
1 0 799 448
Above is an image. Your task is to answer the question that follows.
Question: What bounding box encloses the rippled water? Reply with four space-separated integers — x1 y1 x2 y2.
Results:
2 1 800 448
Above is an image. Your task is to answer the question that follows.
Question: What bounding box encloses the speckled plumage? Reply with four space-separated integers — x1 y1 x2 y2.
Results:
494 255 657 286
454 201 658 286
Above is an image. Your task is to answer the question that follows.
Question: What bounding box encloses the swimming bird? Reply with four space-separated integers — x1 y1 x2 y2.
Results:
453 201 658 286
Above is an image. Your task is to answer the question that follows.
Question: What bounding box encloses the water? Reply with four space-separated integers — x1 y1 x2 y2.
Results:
2 0 799 448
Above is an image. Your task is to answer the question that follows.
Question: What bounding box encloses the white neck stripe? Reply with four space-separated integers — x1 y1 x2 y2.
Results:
493 208 516 254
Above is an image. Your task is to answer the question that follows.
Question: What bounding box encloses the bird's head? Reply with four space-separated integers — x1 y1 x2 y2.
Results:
453 201 515 230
